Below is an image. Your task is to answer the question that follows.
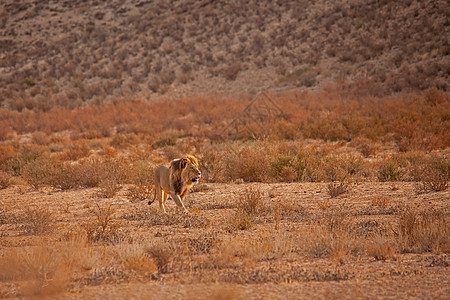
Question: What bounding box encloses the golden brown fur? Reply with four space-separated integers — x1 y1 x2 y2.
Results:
149 155 201 213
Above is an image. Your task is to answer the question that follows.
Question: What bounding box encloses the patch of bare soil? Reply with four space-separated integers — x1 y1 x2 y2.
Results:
0 182 448 299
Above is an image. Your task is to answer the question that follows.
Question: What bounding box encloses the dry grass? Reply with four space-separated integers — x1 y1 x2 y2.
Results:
397 207 450 254
21 206 53 235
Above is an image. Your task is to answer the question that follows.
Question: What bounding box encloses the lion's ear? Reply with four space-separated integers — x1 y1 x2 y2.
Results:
181 158 188 169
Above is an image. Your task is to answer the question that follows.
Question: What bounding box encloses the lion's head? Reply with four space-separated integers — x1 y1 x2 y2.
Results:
169 155 201 194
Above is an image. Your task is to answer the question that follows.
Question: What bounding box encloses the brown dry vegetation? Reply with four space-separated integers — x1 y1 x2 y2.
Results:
1 0 449 298
0 88 449 298
1 0 449 110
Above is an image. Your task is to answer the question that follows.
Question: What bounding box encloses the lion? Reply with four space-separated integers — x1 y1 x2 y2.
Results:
148 155 201 213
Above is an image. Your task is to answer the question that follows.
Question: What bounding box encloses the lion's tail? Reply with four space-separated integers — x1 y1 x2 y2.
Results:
148 187 155 205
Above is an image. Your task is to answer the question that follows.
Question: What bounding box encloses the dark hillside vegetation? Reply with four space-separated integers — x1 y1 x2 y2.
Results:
0 0 449 110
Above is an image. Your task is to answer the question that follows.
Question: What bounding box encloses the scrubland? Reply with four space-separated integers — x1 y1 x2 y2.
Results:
1 0 449 298
0 88 449 299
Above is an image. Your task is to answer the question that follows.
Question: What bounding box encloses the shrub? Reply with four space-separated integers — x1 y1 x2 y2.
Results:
21 206 53 235
327 182 349 198
367 234 395 261
0 171 11 189
236 186 265 215
7 145 48 176
84 203 123 245
98 178 121 198
224 146 271 182
226 211 253 231
398 207 449 253
145 243 174 274
126 185 153 202
223 61 242 81
377 156 407 181
0 245 72 297
414 154 449 193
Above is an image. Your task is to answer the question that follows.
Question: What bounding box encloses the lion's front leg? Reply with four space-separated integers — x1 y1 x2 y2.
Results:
171 193 188 213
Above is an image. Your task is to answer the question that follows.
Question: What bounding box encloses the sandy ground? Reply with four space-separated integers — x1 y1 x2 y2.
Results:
0 182 449 299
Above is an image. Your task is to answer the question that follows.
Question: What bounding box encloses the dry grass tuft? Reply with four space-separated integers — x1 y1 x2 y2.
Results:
327 182 350 198
84 203 124 244
126 185 153 202
21 206 53 235
0 245 72 297
367 234 396 261
236 186 266 215
397 207 449 253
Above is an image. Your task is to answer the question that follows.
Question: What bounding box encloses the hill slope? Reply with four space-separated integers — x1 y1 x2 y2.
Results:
1 0 449 111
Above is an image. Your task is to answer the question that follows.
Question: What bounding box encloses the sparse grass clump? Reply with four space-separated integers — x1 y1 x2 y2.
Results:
126 185 152 202
414 154 449 193
397 207 449 254
84 203 124 245
327 182 350 198
21 206 53 235
377 156 407 182
237 186 265 215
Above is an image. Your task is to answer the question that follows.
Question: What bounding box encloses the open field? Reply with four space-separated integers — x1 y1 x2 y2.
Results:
0 90 449 298
0 182 449 299
1 0 449 298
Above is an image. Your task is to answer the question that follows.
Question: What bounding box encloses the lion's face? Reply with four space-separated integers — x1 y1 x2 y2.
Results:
180 156 201 184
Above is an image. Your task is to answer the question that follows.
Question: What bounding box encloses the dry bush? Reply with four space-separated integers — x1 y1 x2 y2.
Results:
376 156 407 182
0 245 72 297
226 211 253 232
327 182 350 198
126 185 153 202
31 131 51 145
371 196 392 208
21 157 55 189
0 170 11 189
97 178 121 198
145 243 175 274
236 186 266 215
188 233 219 255
84 203 124 245
366 234 396 261
414 154 449 193
21 206 53 235
302 212 359 264
397 207 449 253
6 145 48 176
56 143 90 161
224 146 271 182
222 61 242 81
0 145 14 171
115 243 158 276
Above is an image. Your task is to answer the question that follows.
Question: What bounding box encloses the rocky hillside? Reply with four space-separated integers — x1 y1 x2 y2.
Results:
1 0 449 111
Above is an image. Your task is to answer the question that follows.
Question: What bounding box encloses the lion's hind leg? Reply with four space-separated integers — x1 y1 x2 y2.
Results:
156 187 167 214
161 191 169 213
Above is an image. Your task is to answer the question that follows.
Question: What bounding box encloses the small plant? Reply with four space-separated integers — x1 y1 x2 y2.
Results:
98 178 121 198
397 207 449 253
318 199 333 210
414 154 449 193
145 244 173 274
237 186 265 215
371 196 391 208
84 203 122 244
126 185 152 202
21 207 53 235
226 211 253 232
327 182 349 198
377 157 406 181
367 235 395 261
0 171 10 189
